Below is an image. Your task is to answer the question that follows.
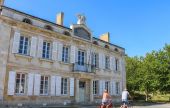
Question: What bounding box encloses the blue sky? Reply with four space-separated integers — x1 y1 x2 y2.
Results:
4 0 170 57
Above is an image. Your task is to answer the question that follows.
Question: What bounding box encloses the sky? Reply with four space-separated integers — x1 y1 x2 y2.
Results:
4 0 170 57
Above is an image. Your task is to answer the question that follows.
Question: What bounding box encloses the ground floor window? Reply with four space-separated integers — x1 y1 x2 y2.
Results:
61 78 68 95
116 82 120 95
40 76 49 95
15 73 26 94
93 80 99 95
105 81 110 93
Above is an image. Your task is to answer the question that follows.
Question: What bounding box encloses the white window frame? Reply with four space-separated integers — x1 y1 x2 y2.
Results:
105 56 110 69
78 50 85 66
40 76 49 95
42 41 51 59
105 81 110 93
62 46 70 63
18 36 30 55
93 80 99 95
61 78 68 95
92 53 99 68
116 82 120 95
15 73 26 95
115 58 119 71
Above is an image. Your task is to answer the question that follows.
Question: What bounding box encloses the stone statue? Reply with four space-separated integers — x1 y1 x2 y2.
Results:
77 14 86 25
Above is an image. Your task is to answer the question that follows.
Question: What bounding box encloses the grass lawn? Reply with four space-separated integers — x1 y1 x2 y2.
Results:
151 94 170 102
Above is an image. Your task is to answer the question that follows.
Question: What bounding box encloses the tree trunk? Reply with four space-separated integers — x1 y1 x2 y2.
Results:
145 91 148 101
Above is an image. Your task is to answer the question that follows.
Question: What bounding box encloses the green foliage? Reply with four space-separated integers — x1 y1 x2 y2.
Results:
126 44 170 101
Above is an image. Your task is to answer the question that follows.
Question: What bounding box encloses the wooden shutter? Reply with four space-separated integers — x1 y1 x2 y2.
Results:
30 37 37 57
70 78 74 96
57 43 63 61
27 73 34 96
86 50 91 64
119 59 123 72
103 54 106 69
52 41 58 61
99 80 103 95
110 81 113 95
112 57 116 72
50 76 56 96
37 37 43 58
110 56 113 71
99 53 103 69
70 45 76 63
112 81 116 95
34 74 41 96
7 71 16 95
55 76 61 96
12 31 20 53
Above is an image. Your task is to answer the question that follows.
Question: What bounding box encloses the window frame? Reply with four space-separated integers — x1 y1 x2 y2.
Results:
105 56 110 69
93 80 99 95
18 36 30 55
62 46 70 63
15 73 26 95
42 41 52 59
92 53 99 68
61 78 68 95
40 75 49 96
78 50 86 66
115 82 120 95
105 81 110 93
115 58 119 71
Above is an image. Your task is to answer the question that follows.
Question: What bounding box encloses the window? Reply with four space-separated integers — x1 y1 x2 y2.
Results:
18 36 29 55
78 50 85 66
61 78 68 95
40 76 49 95
22 18 32 24
92 53 99 68
115 58 119 71
116 82 120 95
105 56 110 69
63 31 71 36
62 46 69 63
15 73 26 94
93 80 99 95
42 41 51 59
44 25 53 31
105 81 110 93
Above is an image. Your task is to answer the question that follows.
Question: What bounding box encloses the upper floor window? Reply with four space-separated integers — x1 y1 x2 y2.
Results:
62 46 70 63
74 28 91 40
42 41 51 59
105 45 110 49
40 76 49 95
15 73 26 94
78 50 85 66
61 78 68 95
18 36 30 55
93 41 98 45
44 25 53 31
105 81 110 93
22 18 32 25
93 80 99 95
92 53 99 68
116 82 120 95
105 56 110 69
115 58 119 71
63 31 71 36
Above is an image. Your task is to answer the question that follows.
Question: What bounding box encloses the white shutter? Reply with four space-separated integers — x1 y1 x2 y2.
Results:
55 76 61 96
119 59 123 72
12 31 20 53
120 81 122 95
70 46 76 63
110 81 113 95
27 73 34 96
99 80 103 95
34 74 41 96
37 37 43 58
110 57 113 71
7 71 16 95
70 78 74 96
112 81 116 95
99 53 103 69
50 76 56 96
103 54 106 69
57 43 63 61
30 37 37 57
52 42 58 61
112 57 116 72
86 50 91 64
103 80 105 91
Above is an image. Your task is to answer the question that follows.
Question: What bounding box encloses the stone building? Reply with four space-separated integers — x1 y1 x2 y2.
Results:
0 1 126 105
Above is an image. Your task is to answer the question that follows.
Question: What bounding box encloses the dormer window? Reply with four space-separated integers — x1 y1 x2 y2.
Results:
63 31 71 36
105 45 109 49
74 27 91 40
22 18 32 25
115 48 119 52
93 41 98 45
44 25 53 31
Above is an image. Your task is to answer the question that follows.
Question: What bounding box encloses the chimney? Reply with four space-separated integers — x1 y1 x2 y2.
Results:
56 12 64 25
0 0 4 5
99 32 110 42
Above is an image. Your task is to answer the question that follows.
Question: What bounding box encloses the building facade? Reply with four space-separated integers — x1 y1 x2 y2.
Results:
0 2 126 105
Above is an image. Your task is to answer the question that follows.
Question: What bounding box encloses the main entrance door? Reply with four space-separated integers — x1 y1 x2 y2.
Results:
79 81 86 102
